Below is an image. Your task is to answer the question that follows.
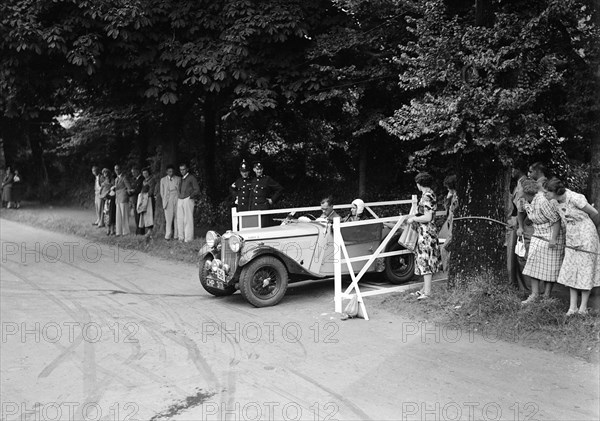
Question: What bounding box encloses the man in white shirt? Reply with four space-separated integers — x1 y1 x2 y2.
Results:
177 163 200 242
160 165 181 240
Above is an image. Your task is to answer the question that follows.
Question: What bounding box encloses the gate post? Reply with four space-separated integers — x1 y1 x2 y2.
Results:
333 216 343 313
231 208 238 231
410 194 418 215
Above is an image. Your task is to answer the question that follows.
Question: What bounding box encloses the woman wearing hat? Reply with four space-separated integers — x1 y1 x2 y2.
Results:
343 199 368 222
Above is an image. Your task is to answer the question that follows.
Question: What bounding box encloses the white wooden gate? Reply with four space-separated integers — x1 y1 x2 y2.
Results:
332 197 418 320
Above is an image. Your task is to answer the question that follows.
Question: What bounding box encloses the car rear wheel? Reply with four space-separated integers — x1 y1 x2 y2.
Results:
384 241 415 284
199 258 236 296
239 256 288 307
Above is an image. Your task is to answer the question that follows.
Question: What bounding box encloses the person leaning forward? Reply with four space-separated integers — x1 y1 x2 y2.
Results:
177 163 200 242
249 162 283 227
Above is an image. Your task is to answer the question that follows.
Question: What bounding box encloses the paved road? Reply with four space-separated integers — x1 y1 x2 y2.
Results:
1 218 598 421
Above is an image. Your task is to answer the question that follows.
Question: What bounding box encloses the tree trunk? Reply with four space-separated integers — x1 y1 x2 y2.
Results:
589 132 600 213
202 96 217 200
27 127 49 185
137 121 149 168
153 112 180 235
448 151 508 287
358 137 367 197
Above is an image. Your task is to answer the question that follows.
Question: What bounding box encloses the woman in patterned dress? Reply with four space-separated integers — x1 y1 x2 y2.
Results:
406 172 442 300
545 178 600 315
520 180 565 304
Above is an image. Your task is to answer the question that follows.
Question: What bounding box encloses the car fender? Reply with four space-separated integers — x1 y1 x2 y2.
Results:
198 244 218 262
239 245 324 279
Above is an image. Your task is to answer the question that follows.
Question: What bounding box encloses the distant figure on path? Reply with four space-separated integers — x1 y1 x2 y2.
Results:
1 166 14 208
160 165 181 240
12 169 22 209
177 163 199 242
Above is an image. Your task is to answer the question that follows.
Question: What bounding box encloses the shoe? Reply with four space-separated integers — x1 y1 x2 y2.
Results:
417 294 429 300
410 290 424 297
521 294 539 305
566 308 578 316
578 309 589 316
341 313 352 321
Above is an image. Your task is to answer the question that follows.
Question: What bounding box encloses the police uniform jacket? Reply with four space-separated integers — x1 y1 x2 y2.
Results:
249 175 283 211
230 176 253 211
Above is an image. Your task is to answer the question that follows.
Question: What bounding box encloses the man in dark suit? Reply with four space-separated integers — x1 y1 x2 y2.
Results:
249 162 283 227
114 165 132 236
230 160 253 211
130 166 145 235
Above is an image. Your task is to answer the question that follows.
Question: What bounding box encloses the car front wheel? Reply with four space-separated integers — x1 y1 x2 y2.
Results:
384 241 415 284
199 258 236 296
239 256 289 307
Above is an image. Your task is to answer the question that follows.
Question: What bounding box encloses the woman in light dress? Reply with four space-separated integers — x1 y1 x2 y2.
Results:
545 178 600 315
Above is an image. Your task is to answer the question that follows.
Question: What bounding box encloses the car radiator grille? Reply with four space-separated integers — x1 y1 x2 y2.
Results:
221 245 238 278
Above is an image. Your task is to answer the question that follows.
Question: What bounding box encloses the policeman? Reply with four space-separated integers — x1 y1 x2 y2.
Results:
230 160 253 211
250 162 283 227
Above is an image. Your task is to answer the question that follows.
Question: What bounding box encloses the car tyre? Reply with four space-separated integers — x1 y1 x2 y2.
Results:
384 241 415 284
199 258 236 296
239 256 288 307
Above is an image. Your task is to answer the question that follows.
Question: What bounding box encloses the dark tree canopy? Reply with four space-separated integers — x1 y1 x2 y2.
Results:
1 0 598 281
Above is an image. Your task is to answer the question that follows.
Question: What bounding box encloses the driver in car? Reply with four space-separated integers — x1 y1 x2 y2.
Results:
318 196 340 222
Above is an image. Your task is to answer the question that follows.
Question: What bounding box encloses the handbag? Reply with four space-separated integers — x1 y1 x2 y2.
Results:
343 295 359 318
515 235 526 258
398 221 419 251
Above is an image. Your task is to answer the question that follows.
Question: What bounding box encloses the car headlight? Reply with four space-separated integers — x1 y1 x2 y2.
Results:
206 231 220 248
211 259 222 272
228 234 242 253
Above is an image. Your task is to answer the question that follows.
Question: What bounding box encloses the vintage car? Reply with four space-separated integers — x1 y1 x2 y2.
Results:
198 213 415 307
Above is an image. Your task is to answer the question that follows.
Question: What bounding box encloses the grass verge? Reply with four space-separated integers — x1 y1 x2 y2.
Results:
377 277 600 363
0 204 206 265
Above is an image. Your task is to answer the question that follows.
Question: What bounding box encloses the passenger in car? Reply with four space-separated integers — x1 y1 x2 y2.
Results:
343 198 368 222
